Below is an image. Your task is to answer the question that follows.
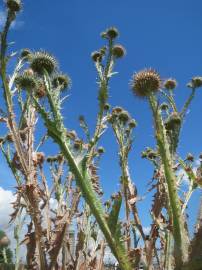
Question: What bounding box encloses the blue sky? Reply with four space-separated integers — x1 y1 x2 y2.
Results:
0 0 202 231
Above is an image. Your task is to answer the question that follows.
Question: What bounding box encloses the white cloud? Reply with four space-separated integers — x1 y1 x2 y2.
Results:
0 187 15 228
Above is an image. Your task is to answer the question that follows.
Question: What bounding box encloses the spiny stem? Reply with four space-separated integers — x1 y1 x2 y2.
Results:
149 93 189 268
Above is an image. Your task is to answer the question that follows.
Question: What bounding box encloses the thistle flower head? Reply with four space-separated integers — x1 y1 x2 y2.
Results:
52 74 71 91
15 71 37 90
91 51 102 62
164 78 177 90
7 0 22 12
118 110 130 124
112 106 123 115
165 112 181 130
128 119 137 129
112 44 126 58
20 48 32 59
190 76 202 88
131 69 161 98
101 27 119 40
30 51 58 75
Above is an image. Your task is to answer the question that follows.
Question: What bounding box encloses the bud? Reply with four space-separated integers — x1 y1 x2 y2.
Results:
91 51 102 62
186 153 194 162
131 69 161 98
164 78 177 90
20 48 32 59
191 76 202 88
7 0 22 12
97 146 105 154
52 74 71 91
118 111 130 124
160 102 169 111
165 112 181 130
104 27 119 40
15 72 37 90
112 45 126 58
128 119 137 129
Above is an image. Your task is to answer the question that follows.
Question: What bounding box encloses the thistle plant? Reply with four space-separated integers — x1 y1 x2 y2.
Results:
0 1 202 270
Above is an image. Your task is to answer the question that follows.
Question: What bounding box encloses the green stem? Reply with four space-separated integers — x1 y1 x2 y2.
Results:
149 94 188 269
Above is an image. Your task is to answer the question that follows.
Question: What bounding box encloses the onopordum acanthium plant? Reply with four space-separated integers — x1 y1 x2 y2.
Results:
0 1 202 270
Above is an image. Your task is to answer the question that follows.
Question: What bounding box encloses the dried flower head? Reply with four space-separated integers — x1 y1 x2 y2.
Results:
131 69 161 98
164 78 177 90
112 44 126 58
7 0 22 12
102 27 119 40
20 48 32 59
52 74 71 91
35 81 46 98
190 76 202 88
30 51 58 75
15 72 37 90
91 51 102 62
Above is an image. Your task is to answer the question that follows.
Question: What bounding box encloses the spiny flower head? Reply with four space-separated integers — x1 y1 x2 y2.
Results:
131 69 161 98
15 71 37 90
112 44 126 58
165 112 181 130
101 27 119 40
30 51 58 75
128 119 137 129
190 76 202 89
20 48 32 59
118 110 130 124
164 78 177 90
7 0 22 12
52 74 71 91
91 51 102 62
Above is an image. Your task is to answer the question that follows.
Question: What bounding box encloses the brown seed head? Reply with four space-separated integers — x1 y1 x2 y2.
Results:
91 51 102 62
191 76 202 88
131 69 161 98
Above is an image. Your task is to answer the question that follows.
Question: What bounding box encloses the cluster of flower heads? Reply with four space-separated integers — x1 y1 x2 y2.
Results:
15 50 71 97
91 27 126 63
108 106 137 130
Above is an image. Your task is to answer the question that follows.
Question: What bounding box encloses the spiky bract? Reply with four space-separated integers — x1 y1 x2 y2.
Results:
131 69 161 98
52 74 71 91
30 51 58 75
